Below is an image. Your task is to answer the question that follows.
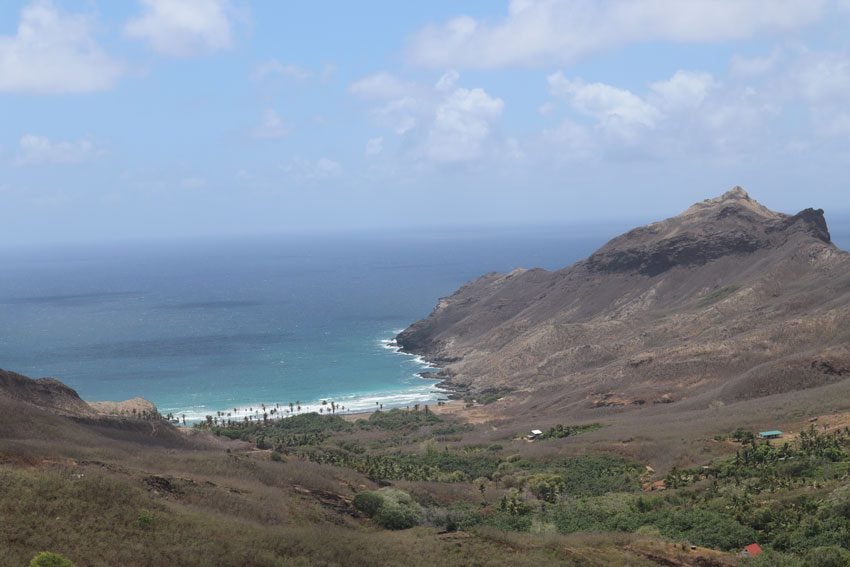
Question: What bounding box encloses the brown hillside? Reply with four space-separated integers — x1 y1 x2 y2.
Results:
0 368 96 417
397 187 850 412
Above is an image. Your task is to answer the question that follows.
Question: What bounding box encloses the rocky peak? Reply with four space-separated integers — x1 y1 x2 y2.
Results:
585 187 831 277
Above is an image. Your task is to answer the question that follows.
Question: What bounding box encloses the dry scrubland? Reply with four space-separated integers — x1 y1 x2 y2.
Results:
1 389 725 566
6 375 850 566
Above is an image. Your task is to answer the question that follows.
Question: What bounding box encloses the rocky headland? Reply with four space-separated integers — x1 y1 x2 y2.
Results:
397 187 850 412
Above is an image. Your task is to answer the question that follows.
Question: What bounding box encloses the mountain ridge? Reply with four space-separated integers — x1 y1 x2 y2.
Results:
397 187 850 411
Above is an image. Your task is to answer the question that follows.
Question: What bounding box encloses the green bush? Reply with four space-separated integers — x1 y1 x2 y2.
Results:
741 549 803 566
804 546 850 567
375 501 424 530
353 488 423 530
539 423 603 440
352 491 385 517
137 509 155 530
526 473 566 503
646 508 757 550
558 455 642 496
821 485 850 519
30 552 74 567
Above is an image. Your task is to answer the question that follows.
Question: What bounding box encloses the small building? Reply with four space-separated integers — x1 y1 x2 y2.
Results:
527 429 543 440
758 430 782 439
742 543 763 557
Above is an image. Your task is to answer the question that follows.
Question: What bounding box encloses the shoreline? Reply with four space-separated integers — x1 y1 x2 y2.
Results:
166 332 456 424
341 397 463 422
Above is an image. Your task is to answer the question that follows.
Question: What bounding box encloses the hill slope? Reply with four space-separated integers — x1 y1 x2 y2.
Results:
397 188 850 410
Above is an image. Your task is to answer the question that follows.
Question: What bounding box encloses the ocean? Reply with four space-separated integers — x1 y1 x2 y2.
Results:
2 220 847 423
0 226 610 422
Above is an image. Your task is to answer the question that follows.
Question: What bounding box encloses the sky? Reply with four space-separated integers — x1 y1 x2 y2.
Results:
1 0 850 245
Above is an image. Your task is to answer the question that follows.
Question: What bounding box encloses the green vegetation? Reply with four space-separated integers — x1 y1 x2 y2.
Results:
465 387 514 405
538 423 603 439
30 552 74 567
12 390 850 565
208 412 850 558
353 488 424 530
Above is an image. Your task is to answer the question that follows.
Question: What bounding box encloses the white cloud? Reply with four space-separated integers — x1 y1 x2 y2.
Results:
251 60 310 82
250 109 288 140
351 71 509 166
649 70 718 111
544 67 776 159
14 134 100 165
125 0 234 57
365 137 384 156
730 51 780 77
785 51 850 138
549 73 659 141
282 157 342 183
0 0 123 94
434 69 460 92
350 72 416 99
408 0 826 68
424 86 505 164
791 51 850 103
249 59 338 84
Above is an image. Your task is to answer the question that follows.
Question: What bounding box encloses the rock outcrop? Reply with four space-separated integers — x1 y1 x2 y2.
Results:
0 368 96 417
0 368 158 418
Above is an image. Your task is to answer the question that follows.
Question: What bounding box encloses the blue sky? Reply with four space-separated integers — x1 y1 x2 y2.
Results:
2 0 850 244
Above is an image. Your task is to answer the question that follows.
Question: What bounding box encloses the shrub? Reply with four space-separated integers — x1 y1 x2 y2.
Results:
804 546 850 567
137 509 155 530
741 550 803 566
526 473 566 503
539 423 603 440
375 501 424 530
30 552 74 567
821 485 850 519
372 489 424 530
353 488 423 530
559 455 642 496
352 491 385 517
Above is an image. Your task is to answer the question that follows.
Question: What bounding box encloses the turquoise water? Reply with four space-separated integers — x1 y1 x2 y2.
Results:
0 227 606 421
2 223 846 422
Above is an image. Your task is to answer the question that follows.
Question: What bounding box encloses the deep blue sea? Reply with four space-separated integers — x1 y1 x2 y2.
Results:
2 221 847 422
0 226 612 422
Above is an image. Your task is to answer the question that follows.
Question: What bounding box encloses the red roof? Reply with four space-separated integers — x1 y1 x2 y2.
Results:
744 543 763 557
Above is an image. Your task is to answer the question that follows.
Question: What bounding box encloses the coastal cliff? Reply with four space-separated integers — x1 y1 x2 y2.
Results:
397 188 850 409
